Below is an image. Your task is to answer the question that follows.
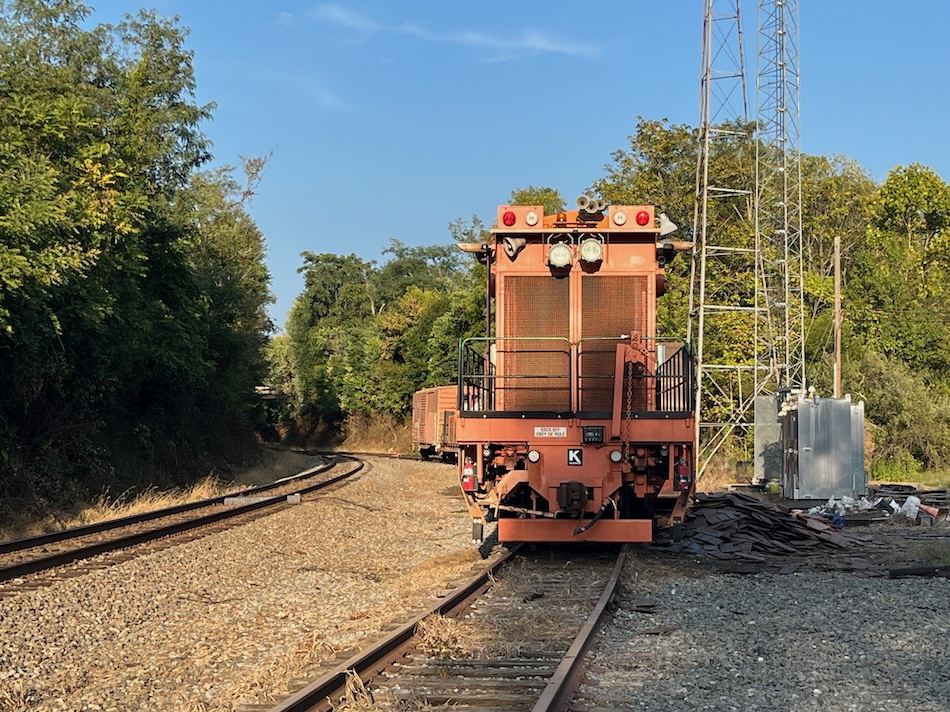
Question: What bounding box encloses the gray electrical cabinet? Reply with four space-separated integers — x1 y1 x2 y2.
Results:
754 395 866 500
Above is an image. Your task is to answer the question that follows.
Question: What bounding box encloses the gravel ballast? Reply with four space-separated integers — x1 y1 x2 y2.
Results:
0 457 482 711
579 545 950 711
2 460 948 711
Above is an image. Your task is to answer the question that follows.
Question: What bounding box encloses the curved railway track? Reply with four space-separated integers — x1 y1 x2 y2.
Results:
270 545 627 712
0 454 364 594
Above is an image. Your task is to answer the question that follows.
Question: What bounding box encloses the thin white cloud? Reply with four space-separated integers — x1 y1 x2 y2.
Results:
312 5 380 33
310 4 597 61
308 82 349 111
277 12 296 27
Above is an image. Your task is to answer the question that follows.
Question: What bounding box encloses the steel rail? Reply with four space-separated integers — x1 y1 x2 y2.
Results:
0 458 335 555
0 458 362 582
531 544 629 712
269 546 520 712
269 544 625 712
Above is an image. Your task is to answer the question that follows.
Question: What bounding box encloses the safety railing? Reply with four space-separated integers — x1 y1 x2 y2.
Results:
459 337 694 418
575 338 694 416
459 337 572 415
654 341 694 414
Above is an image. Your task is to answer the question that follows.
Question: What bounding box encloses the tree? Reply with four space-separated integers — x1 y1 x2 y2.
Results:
509 186 565 213
283 229 482 422
848 165 950 377
0 1 272 514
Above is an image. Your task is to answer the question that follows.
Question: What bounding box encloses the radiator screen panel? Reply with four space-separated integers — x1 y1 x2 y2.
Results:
501 276 570 411
579 276 649 411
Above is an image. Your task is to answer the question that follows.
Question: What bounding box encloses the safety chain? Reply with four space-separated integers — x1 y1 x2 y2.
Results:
622 356 634 462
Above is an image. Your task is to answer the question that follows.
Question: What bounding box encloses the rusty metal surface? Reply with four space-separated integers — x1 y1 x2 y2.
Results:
376 549 622 712
498 518 653 543
267 547 625 712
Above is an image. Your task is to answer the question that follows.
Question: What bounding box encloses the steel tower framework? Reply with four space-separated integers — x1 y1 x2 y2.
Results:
691 0 805 476
755 0 805 397
689 0 756 474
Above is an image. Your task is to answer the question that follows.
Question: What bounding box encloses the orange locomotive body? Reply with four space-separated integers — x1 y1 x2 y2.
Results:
454 198 696 543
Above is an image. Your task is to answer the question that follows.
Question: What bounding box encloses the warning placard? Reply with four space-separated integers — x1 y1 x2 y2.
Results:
534 426 567 438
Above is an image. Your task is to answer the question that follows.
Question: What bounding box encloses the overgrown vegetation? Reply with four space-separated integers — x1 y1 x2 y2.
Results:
0 1 272 528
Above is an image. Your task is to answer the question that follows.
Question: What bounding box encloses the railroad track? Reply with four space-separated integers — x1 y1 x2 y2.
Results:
0 454 364 594
269 545 627 712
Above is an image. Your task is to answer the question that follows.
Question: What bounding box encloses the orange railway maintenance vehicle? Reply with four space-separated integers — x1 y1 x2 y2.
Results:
450 197 696 543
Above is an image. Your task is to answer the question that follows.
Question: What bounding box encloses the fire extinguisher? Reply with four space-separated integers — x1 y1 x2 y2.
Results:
673 458 691 491
461 458 476 492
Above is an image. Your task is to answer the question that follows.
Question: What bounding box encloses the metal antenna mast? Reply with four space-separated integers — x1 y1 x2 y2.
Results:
689 0 755 474
755 0 805 398
691 0 806 478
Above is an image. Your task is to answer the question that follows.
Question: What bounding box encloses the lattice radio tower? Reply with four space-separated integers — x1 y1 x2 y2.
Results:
755 0 805 399
690 0 805 476
689 0 755 474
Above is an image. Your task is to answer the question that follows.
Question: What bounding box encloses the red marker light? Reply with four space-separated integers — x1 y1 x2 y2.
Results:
502 211 517 227
635 210 650 226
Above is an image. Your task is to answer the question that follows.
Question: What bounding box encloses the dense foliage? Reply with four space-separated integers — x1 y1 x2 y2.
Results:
0 0 272 517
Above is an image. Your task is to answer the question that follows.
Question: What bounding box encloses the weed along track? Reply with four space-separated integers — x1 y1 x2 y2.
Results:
0 455 362 594
271 546 626 712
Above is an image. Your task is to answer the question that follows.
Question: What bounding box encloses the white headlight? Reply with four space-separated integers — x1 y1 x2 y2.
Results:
527 450 541 463
579 238 604 263
613 210 627 226
609 450 623 463
525 211 539 226
548 243 573 268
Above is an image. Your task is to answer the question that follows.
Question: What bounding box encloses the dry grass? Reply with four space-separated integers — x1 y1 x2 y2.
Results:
403 549 486 589
340 413 412 455
417 615 491 657
696 447 752 492
331 671 454 711
63 474 236 529
0 681 35 712
870 471 950 490
230 632 343 705
910 541 950 566
1 449 319 542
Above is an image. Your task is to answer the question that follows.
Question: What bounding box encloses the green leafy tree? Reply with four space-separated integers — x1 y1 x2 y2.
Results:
0 1 271 514
509 186 565 213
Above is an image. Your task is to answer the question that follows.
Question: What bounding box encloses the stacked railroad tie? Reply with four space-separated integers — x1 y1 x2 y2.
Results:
659 491 880 575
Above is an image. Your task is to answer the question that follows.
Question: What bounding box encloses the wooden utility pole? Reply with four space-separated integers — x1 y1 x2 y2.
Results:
833 235 842 398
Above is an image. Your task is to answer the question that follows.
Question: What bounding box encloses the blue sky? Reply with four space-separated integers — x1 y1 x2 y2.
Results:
85 2 950 330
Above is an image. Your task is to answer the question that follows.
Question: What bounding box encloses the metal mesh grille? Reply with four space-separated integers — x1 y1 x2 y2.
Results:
412 391 428 444
501 276 570 411
579 276 649 411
